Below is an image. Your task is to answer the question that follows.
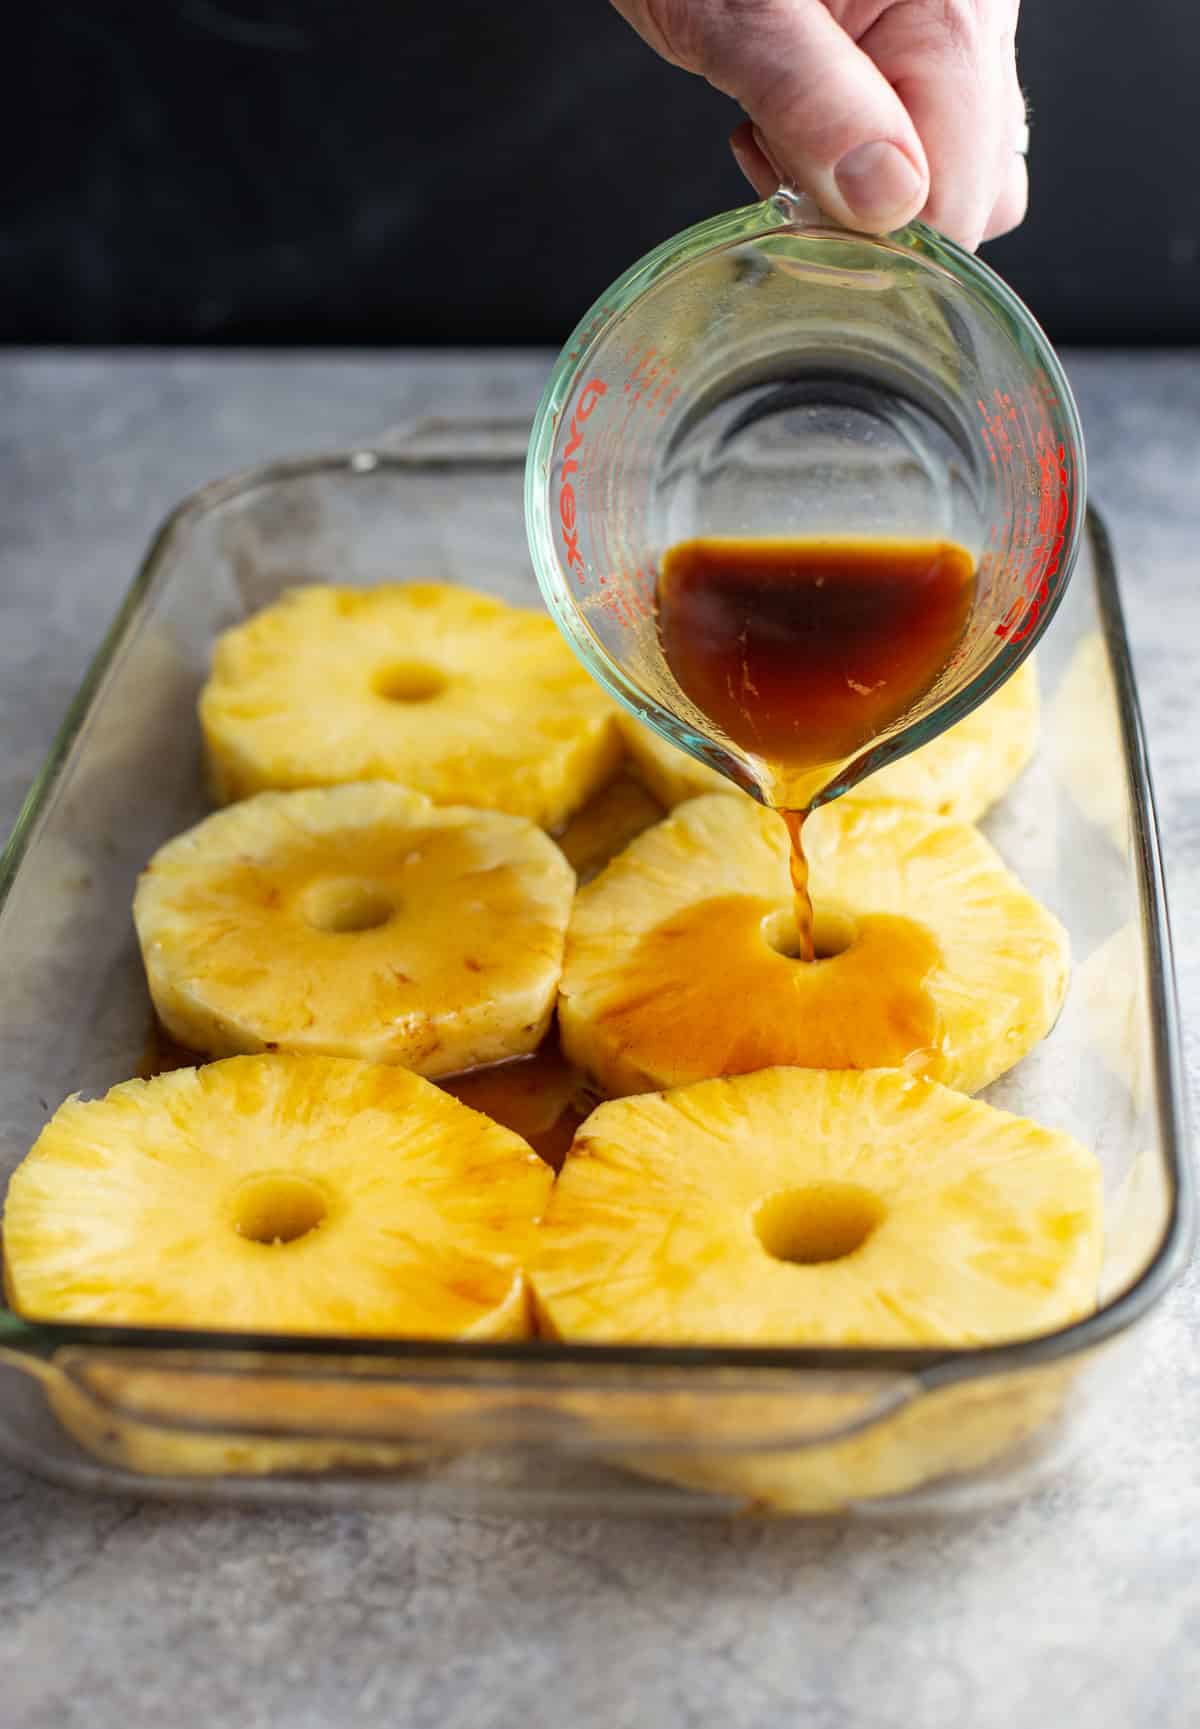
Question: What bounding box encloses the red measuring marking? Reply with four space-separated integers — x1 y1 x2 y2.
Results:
976 387 1073 643
555 351 685 626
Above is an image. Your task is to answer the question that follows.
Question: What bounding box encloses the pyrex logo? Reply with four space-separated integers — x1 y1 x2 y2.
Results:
558 378 607 575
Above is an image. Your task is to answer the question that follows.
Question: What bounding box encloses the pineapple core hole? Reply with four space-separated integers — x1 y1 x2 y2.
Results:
761 908 857 961
302 879 393 934
234 1175 328 1246
754 1184 884 1265
372 662 448 703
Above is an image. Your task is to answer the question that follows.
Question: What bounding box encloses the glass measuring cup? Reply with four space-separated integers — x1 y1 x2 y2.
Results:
525 189 1086 807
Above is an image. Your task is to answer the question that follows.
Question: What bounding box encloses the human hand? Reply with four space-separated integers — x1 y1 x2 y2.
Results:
610 1 1028 249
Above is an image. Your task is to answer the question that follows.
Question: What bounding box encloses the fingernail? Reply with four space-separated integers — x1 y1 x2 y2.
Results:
834 141 923 226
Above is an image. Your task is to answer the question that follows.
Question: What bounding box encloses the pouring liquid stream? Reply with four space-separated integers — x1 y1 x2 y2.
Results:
780 808 815 963
656 537 976 960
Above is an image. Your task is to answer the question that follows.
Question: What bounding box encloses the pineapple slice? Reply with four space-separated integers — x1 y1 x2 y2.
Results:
532 1067 1103 1348
4 1054 552 1336
133 783 574 1077
859 658 1039 821
616 712 731 809
619 658 1039 822
559 793 1068 1096
201 583 622 828
48 1359 500 1479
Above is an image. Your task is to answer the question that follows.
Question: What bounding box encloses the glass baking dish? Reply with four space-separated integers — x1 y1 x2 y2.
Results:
0 417 1189 1516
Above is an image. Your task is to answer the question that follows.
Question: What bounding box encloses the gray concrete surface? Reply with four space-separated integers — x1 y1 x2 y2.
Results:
0 351 1197 1729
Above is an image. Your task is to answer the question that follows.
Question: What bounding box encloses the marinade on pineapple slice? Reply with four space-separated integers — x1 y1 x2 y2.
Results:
559 793 1068 1098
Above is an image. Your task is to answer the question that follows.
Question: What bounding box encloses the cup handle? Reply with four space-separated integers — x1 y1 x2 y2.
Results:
769 182 837 230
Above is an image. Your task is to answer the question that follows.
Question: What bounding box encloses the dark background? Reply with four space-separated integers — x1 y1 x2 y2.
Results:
4 1 1198 347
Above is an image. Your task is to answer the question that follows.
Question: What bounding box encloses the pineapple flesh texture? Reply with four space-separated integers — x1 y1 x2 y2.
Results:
201 583 623 829
559 793 1069 1097
532 1067 1103 1348
860 657 1038 821
4 1054 552 1337
133 783 575 1077
620 658 1038 822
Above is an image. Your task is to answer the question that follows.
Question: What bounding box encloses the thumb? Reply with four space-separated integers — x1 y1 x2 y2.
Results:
618 0 930 232
709 0 929 229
